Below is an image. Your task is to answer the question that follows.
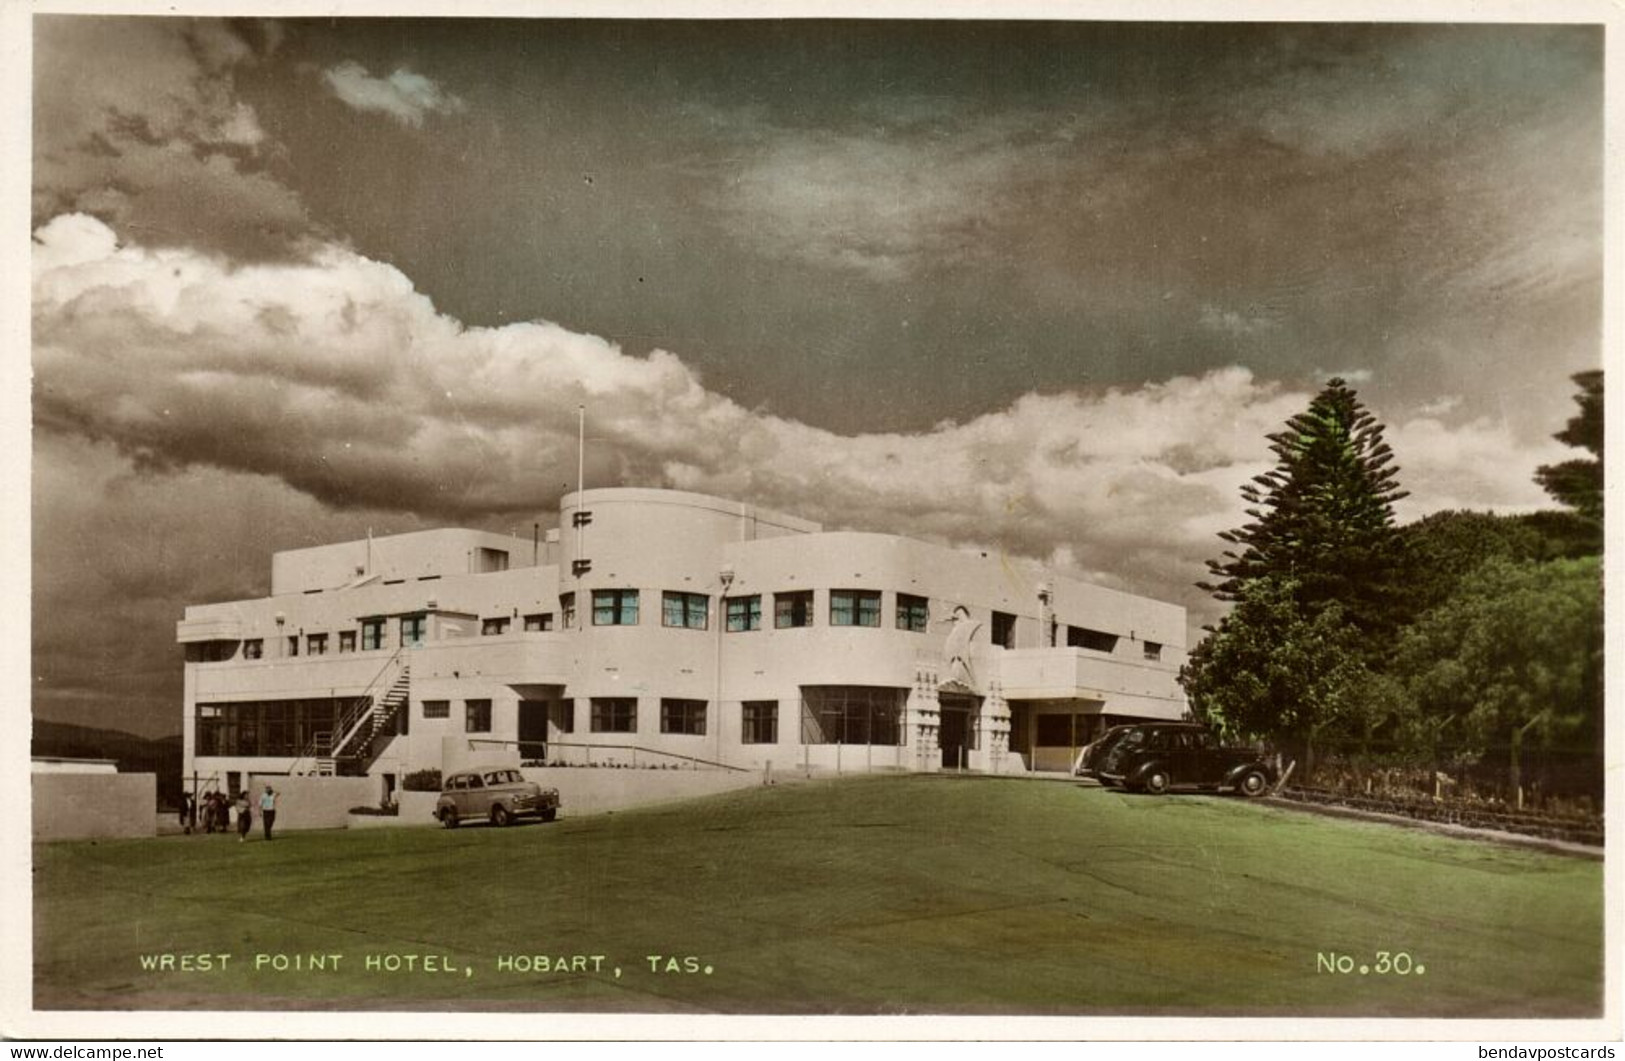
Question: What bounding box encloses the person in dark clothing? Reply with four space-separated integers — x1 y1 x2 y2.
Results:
235 792 252 842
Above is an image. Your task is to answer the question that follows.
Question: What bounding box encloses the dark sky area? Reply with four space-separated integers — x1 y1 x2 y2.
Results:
28 16 1605 737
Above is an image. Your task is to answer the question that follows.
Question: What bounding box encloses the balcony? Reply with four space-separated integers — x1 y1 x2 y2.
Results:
997 647 1184 713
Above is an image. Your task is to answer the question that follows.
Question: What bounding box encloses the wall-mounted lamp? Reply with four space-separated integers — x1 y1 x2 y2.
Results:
274 612 286 626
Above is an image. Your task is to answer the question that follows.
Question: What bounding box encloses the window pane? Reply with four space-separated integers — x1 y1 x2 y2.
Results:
663 593 686 627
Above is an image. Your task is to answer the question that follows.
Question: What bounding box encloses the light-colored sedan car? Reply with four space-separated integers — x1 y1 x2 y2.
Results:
436 768 560 828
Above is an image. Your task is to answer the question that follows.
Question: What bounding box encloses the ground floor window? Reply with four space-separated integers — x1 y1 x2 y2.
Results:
741 701 778 744
422 699 449 719
195 698 356 757
465 699 492 733
800 686 905 745
660 698 707 735
591 697 637 733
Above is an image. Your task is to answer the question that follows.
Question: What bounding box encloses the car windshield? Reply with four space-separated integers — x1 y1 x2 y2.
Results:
483 769 521 785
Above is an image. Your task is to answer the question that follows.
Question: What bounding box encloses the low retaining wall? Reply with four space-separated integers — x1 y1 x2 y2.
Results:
520 766 761 817
33 773 155 842
245 775 376 832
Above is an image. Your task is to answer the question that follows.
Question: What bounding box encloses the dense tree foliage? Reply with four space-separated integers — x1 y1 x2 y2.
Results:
1200 377 1408 639
1393 556 1602 794
1534 370 1603 522
1181 373 1603 799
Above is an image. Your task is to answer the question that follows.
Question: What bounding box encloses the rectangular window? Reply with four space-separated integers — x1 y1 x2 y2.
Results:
482 617 510 636
194 698 351 757
742 701 778 744
465 699 492 733
339 630 357 653
831 590 882 628
422 700 450 720
401 614 427 648
551 699 574 734
560 593 576 629
896 593 929 632
662 591 709 630
523 613 553 632
1143 641 1163 661
286 635 299 658
476 547 510 573
592 589 639 626
243 639 263 660
775 590 814 629
1067 626 1119 653
306 633 327 656
361 619 384 651
660 698 707 736
800 686 905 746
992 611 1017 649
725 595 762 632
590 698 637 733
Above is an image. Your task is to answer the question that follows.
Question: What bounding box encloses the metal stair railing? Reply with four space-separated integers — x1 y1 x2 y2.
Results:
288 647 407 775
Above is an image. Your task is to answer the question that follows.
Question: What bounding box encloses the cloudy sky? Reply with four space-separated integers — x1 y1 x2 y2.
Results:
29 16 1604 738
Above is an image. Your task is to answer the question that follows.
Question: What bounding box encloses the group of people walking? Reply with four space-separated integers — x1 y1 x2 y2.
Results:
178 786 279 841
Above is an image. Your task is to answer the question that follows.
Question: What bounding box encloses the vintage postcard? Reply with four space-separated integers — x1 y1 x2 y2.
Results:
6 0 1620 1042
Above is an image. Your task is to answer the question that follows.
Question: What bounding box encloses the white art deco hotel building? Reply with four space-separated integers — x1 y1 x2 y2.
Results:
177 488 1188 797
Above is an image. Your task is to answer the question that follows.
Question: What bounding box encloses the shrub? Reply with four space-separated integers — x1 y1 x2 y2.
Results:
402 769 442 792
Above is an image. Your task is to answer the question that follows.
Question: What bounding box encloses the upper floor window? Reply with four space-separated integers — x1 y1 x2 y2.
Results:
400 614 427 648
775 590 814 629
726 595 762 632
1067 626 1119 654
992 611 1017 649
662 592 709 630
1143 641 1163 662
831 590 881 628
593 589 640 626
243 639 263 660
896 594 929 633
482 617 510 636
286 635 300 658
361 618 385 651
524 613 553 632
476 548 509 573
307 633 327 656
339 630 357 653
561 593 576 629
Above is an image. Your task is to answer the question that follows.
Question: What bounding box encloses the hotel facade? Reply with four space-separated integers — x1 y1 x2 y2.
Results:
177 488 1188 798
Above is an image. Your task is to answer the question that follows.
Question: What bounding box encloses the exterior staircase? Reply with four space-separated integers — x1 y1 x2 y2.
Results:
291 651 409 777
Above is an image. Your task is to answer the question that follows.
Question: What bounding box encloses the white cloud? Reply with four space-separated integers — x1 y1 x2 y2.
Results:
33 214 1574 639
323 61 466 127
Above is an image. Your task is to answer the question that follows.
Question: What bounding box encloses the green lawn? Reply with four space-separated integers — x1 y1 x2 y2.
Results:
33 775 1603 1015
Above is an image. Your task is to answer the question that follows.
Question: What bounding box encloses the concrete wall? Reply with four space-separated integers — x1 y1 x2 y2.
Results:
519 766 762 817
33 774 155 841
244 775 377 831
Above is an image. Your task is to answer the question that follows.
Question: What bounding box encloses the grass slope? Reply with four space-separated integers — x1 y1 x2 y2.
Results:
33 775 1602 1014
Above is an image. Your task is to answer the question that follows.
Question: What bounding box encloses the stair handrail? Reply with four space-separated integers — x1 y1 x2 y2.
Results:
327 650 409 760
288 647 407 774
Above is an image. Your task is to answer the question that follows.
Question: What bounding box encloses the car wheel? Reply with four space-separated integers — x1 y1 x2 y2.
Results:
491 804 512 827
439 807 458 829
541 809 557 823
1237 769 1269 798
1143 770 1171 795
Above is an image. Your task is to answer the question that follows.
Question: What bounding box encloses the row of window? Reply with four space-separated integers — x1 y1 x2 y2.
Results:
214 600 1158 661
409 690 907 746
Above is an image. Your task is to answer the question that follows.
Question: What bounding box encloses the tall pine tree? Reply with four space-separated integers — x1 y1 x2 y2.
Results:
1534 369 1603 523
1198 377 1408 639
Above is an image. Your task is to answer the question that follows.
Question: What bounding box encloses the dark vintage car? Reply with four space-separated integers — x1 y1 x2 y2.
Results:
1073 724 1137 779
1095 722 1274 797
436 768 560 828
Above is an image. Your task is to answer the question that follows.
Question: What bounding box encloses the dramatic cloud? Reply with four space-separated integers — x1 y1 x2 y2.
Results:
323 61 466 127
33 17 316 260
33 215 1569 639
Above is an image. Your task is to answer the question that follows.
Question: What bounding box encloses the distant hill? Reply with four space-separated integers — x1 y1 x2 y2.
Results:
33 720 183 805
